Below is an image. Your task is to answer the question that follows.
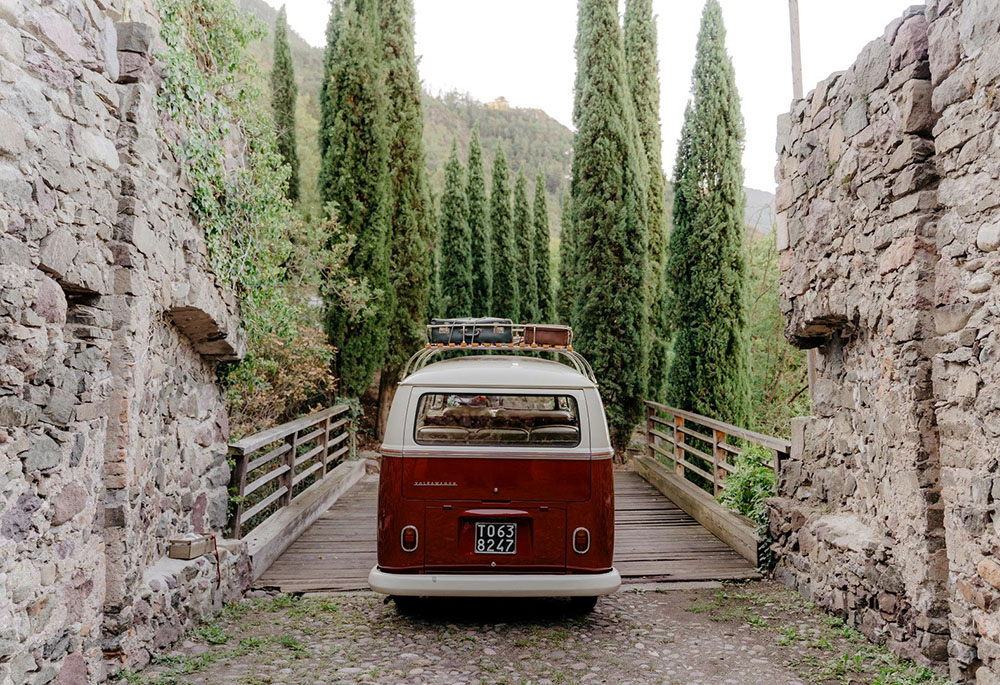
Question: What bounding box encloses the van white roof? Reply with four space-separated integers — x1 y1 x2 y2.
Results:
400 355 597 389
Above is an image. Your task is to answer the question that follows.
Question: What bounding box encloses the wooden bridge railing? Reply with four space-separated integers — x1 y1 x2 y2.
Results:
229 405 353 539
644 401 790 497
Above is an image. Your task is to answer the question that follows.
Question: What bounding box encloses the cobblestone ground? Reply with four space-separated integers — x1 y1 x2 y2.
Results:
131 581 948 684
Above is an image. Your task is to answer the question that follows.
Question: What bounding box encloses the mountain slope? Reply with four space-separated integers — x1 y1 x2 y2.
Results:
236 0 774 235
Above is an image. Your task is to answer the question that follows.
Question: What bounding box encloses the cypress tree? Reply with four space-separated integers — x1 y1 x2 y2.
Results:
271 5 299 202
533 170 554 321
572 0 650 453
427 186 443 319
319 0 391 398
665 0 750 426
513 171 537 322
378 0 434 432
466 128 492 316
625 0 670 401
490 145 520 321
438 141 472 316
318 0 343 198
556 194 576 325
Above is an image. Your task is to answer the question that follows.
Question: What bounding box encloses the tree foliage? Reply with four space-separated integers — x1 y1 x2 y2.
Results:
533 170 554 322
466 128 493 316
513 171 537 322
490 145 520 321
319 0 391 398
438 142 472 317
270 5 299 202
665 0 750 427
556 194 576 326
380 0 434 385
625 0 669 401
572 0 650 452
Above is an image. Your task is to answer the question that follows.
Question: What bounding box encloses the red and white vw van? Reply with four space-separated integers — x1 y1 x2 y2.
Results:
368 331 620 611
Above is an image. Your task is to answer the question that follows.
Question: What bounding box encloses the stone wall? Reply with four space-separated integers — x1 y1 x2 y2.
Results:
0 0 249 682
773 1 1000 681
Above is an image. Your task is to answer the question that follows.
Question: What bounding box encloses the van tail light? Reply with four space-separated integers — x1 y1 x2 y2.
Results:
573 527 590 554
401 525 418 552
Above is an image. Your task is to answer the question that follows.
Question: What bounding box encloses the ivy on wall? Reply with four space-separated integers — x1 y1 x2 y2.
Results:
156 0 375 437
158 0 296 343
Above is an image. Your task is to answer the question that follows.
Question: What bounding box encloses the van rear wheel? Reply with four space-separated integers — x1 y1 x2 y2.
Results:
392 596 424 615
568 596 598 614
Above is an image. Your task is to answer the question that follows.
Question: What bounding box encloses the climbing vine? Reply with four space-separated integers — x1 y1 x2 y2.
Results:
156 0 374 436
157 0 295 344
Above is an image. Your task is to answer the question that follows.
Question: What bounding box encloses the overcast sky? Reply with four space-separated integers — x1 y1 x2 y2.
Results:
268 0 916 191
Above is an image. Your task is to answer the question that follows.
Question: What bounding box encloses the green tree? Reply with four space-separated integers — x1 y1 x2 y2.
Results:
318 0 344 198
490 145 520 321
533 170 554 322
556 194 576 325
271 5 299 202
572 0 649 453
513 171 537 321
625 0 670 401
438 141 472 316
378 0 434 432
466 127 492 315
319 0 391 398
665 0 750 427
427 187 443 319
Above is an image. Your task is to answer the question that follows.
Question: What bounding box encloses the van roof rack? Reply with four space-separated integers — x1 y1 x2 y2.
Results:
403 323 596 382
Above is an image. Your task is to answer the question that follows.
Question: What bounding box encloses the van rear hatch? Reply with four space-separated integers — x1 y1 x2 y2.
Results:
402 455 590 502
403 390 590 502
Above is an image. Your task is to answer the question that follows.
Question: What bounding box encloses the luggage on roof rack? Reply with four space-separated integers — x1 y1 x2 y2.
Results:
523 324 572 347
429 318 514 344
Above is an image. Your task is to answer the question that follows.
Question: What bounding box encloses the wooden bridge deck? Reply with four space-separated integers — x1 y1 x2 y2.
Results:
255 471 756 593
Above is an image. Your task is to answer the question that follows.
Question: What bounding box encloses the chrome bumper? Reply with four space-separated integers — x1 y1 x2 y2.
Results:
368 566 621 597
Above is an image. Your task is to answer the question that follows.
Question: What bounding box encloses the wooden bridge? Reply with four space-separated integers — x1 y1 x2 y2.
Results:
229 402 790 592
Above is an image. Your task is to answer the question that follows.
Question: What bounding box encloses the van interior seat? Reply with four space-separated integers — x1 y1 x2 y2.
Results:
467 428 529 444
416 426 468 443
529 425 580 444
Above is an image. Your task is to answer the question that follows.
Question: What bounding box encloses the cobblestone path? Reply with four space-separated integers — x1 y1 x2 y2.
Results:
134 581 948 684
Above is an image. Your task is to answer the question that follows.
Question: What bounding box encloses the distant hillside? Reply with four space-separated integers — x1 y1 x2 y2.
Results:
236 0 774 237
422 92 572 234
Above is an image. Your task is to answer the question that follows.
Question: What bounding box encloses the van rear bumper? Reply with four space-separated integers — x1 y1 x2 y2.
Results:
368 566 621 597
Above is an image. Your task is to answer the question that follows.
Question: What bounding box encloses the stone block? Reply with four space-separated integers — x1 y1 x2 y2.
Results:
928 15 960 86
20 433 61 471
116 22 154 55
979 558 1000 591
0 397 41 427
891 14 929 71
27 10 88 62
899 80 935 134
977 223 1000 252
51 482 88 526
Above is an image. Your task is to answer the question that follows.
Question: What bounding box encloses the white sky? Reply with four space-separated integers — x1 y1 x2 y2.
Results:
269 0 916 191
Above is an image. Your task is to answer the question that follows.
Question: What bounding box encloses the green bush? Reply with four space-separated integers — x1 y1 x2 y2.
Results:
718 444 776 571
718 444 775 527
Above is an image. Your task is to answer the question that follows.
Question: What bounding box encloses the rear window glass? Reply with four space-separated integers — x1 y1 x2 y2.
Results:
414 393 581 447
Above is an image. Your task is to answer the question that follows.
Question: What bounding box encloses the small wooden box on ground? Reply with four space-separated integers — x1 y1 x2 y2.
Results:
168 533 213 560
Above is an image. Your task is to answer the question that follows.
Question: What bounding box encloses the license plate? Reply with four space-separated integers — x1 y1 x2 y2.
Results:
474 522 517 554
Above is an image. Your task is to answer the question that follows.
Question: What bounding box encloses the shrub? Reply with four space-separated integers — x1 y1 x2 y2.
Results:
719 444 777 571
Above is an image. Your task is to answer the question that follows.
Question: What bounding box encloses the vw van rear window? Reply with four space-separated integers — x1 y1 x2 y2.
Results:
414 393 580 447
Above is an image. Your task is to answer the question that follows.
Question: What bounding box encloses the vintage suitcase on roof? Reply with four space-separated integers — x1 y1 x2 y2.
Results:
522 324 573 346
430 318 514 344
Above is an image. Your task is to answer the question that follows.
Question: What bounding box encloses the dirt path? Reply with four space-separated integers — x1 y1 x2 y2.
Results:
131 581 947 684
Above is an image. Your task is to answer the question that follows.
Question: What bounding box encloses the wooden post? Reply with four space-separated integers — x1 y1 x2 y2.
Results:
321 415 331 477
713 429 728 497
229 446 248 539
674 416 685 478
788 0 803 100
646 404 655 461
282 431 297 507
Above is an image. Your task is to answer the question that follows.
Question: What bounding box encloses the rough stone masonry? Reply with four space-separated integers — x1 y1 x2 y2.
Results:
773 0 1000 682
0 0 251 682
